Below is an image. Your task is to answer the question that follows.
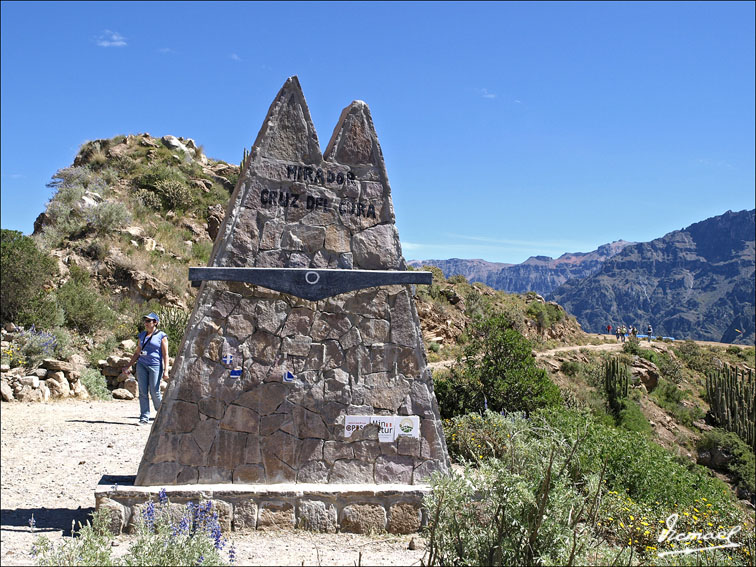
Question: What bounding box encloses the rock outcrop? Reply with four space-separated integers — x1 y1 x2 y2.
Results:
551 209 756 344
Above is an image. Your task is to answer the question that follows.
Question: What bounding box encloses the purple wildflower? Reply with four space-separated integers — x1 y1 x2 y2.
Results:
143 500 156 532
228 543 236 565
158 487 168 504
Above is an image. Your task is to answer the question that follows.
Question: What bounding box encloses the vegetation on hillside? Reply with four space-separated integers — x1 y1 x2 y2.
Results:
1 134 238 371
421 270 754 565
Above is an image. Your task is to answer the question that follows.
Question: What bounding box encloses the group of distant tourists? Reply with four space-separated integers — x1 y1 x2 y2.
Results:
606 323 653 342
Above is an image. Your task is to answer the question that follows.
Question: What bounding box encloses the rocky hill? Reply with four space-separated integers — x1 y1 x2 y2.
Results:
550 209 756 345
410 240 632 296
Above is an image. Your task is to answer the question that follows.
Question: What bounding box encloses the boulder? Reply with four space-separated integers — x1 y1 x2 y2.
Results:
16 386 43 402
71 380 89 399
123 378 138 397
20 376 40 389
112 388 134 400
45 376 71 398
632 357 659 392
41 359 74 373
1 380 15 402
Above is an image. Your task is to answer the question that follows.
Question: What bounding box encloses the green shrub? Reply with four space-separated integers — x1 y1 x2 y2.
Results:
57 267 113 333
155 179 194 211
560 360 581 377
622 336 642 355
0 229 59 326
191 240 213 264
428 341 441 354
447 274 468 284
674 340 713 374
656 351 684 383
433 369 483 420
16 291 65 330
430 408 749 565
87 202 130 235
697 428 756 496
134 161 183 192
434 314 561 418
538 407 735 509
156 307 190 357
526 300 564 331
616 399 652 435
88 336 118 368
80 368 111 400
135 189 162 210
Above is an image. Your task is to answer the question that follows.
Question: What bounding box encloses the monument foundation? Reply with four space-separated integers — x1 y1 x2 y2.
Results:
97 76 449 533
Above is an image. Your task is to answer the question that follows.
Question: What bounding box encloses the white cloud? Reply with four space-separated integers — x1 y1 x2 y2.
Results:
96 30 127 48
158 47 176 54
230 53 242 61
479 88 496 99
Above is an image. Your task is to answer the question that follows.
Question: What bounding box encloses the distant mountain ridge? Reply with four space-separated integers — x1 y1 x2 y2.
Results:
550 209 755 345
409 240 633 296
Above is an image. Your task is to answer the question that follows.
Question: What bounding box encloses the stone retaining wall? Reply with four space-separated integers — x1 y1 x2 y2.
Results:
96 480 429 535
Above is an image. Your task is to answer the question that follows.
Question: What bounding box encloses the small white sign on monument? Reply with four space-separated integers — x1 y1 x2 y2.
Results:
344 415 420 442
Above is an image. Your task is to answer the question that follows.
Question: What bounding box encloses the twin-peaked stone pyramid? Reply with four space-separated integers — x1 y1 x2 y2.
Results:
135 77 450 486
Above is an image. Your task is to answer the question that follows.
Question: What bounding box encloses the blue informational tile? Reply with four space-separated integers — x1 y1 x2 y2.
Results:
283 371 295 383
230 368 242 379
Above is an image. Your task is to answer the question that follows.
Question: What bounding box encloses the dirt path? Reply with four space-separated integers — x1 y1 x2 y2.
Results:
0 400 424 566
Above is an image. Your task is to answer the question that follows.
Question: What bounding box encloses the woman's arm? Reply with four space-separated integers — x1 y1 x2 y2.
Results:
161 336 169 377
123 344 142 374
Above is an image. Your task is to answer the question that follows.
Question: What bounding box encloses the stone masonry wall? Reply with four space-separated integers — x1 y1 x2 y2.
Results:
135 76 450 486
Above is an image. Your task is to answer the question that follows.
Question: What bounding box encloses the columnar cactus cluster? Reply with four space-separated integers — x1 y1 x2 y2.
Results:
706 364 755 447
604 357 629 414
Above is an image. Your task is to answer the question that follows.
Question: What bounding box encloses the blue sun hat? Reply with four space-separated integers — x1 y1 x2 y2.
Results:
143 312 160 323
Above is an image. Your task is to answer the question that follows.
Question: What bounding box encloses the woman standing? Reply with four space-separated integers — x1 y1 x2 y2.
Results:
123 312 168 425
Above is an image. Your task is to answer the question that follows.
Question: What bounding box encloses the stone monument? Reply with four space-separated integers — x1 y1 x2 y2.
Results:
97 76 450 533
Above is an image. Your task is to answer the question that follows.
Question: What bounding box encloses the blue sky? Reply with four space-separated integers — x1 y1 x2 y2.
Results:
2 1 754 264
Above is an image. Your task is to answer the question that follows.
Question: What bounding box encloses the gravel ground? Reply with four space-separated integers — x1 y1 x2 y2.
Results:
0 400 425 566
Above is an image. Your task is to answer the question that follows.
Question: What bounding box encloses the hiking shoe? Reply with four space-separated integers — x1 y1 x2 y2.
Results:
138 419 149 425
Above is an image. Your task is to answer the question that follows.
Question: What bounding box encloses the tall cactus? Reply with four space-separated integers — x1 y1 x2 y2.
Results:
706 364 755 447
604 357 629 415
